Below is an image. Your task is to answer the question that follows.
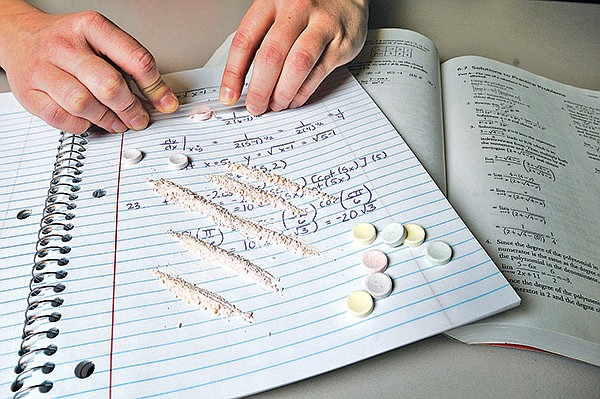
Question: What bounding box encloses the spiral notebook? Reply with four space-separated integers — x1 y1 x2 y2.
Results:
0 67 520 399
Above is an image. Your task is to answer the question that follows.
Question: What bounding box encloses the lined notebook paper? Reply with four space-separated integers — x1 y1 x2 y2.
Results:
0 67 520 398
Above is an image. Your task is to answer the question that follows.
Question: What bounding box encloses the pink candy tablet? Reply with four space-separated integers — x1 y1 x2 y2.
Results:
361 249 388 274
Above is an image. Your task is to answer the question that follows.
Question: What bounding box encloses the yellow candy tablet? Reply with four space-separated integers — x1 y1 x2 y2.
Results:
345 290 374 317
403 223 426 247
351 222 377 246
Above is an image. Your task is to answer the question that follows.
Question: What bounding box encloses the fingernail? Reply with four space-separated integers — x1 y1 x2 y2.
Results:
159 93 179 113
111 119 128 133
130 113 149 130
220 87 235 106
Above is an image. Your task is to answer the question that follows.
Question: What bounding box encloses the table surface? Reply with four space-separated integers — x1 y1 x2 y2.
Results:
2 1 599 398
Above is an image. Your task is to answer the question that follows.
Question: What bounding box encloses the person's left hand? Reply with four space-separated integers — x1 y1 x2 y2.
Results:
220 0 369 115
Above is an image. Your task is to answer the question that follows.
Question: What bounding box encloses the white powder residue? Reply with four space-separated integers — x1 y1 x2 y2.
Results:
227 162 337 202
169 230 281 292
206 174 307 216
148 178 320 257
152 269 254 323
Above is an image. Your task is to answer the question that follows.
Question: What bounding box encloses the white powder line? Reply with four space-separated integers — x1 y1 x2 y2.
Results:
152 269 254 323
148 178 320 257
227 162 337 202
169 230 281 292
206 174 307 216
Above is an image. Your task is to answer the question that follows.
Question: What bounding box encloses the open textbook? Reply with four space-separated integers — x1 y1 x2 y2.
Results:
347 28 600 366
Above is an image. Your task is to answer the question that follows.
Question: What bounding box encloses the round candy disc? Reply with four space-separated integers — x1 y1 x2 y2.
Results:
351 222 377 246
345 290 374 317
168 153 189 170
424 241 453 265
122 148 143 165
403 224 426 247
365 272 393 299
380 222 406 247
362 249 388 273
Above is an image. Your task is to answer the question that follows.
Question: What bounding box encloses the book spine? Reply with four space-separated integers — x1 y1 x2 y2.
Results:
10 131 88 397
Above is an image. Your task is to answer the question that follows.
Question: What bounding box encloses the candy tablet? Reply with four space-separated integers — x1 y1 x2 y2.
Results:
345 290 374 317
403 224 426 247
380 222 406 247
189 110 214 121
365 272 393 299
122 148 143 165
362 249 388 273
351 222 376 246
168 153 189 170
424 241 453 265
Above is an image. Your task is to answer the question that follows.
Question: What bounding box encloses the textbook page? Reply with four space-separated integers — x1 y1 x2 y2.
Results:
441 56 600 366
347 28 446 193
1 66 519 398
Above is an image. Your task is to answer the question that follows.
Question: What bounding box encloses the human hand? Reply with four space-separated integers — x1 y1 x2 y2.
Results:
0 2 178 133
220 0 369 115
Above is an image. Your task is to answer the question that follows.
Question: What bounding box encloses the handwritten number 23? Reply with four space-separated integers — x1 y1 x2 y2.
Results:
126 202 141 210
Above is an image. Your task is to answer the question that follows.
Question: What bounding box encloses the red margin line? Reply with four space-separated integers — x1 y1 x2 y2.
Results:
108 133 125 398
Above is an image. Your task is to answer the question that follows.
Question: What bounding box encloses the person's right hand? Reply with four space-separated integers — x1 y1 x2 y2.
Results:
0 1 179 133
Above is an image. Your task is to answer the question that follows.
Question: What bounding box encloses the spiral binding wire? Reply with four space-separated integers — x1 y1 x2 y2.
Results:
11 131 88 398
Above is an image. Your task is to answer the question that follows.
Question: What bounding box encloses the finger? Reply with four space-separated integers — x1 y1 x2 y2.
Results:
82 14 178 114
244 14 313 115
27 89 91 134
289 49 338 110
32 63 128 133
268 28 332 112
219 1 276 106
58 51 149 130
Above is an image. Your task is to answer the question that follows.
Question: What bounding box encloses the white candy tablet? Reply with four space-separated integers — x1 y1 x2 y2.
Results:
362 249 388 273
351 222 377 246
424 241 453 265
403 223 426 247
122 148 143 165
345 290 374 317
365 272 393 299
189 110 214 121
380 222 406 247
168 153 189 170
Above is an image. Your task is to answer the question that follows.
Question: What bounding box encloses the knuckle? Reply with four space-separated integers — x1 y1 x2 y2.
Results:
97 72 125 102
91 107 111 124
290 50 316 74
43 36 79 59
247 87 271 105
295 85 313 103
117 95 138 114
311 62 328 81
291 0 314 11
43 102 69 127
296 74 322 101
222 63 246 83
308 6 340 31
42 102 89 133
129 47 157 76
64 88 93 115
139 76 165 96
74 10 109 31
230 30 255 53
257 43 286 68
